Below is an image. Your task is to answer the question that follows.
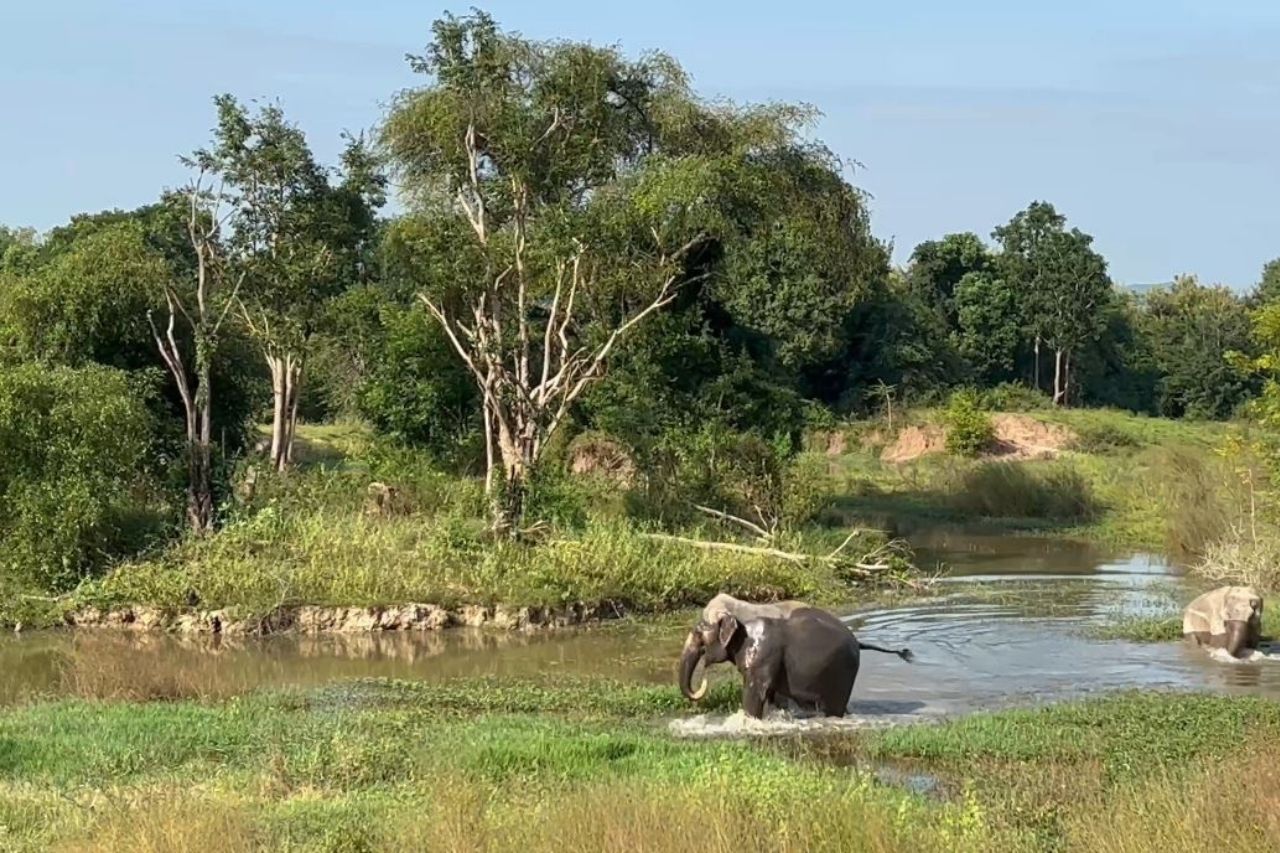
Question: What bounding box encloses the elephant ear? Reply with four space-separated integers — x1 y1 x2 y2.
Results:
718 614 740 648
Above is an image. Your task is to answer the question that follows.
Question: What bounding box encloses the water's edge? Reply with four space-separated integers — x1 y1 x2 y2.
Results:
64 600 622 635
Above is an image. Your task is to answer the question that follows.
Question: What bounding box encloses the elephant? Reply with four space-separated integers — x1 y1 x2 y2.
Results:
677 603 913 718
677 594 812 702
1183 585 1264 659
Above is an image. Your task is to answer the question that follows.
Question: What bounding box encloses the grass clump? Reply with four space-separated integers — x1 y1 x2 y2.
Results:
947 461 1098 522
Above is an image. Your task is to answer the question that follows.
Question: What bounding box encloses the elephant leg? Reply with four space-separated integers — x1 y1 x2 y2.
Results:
741 680 769 719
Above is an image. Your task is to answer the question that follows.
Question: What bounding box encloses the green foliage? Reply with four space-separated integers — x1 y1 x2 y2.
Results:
906 231 994 326
351 295 478 462
0 363 158 591
977 383 1051 412
943 390 995 457
954 271 1020 383
1142 275 1255 419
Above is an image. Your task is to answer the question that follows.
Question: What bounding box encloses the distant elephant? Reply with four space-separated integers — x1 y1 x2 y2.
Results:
677 603 913 718
1183 585 1264 659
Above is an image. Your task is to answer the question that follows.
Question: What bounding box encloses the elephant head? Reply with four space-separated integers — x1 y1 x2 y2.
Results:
678 614 742 701
1184 585 1264 658
677 594 809 702
1221 587 1264 657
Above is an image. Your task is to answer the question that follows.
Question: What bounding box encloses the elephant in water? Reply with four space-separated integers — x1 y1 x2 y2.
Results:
678 597 913 717
1183 585 1264 659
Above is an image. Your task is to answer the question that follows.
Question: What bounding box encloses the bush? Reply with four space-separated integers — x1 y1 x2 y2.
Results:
1072 421 1142 454
948 461 1098 521
943 389 995 457
978 382 1052 412
1195 528 1280 592
0 363 159 591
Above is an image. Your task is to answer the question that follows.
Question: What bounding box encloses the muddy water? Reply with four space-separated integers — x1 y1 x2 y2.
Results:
3 532 1280 713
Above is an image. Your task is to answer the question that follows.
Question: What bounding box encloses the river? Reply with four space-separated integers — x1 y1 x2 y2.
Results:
3 531 1279 715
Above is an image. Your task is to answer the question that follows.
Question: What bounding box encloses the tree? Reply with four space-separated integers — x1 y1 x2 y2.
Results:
382 11 749 532
1142 275 1255 419
1252 258 1280 306
0 363 153 592
994 202 1110 405
905 232 994 327
147 178 242 535
191 95 385 471
954 270 1020 383
0 223 166 369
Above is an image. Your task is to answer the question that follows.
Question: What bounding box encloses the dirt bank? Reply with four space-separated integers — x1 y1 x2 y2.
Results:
880 414 1077 463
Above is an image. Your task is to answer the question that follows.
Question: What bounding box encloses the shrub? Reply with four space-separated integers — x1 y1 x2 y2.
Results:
1072 421 1142 454
0 363 158 590
943 390 995 457
978 382 1052 412
1195 528 1280 592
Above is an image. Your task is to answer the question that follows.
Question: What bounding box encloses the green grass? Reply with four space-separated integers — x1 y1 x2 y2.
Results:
1090 601 1280 643
2 682 1280 851
824 407 1237 551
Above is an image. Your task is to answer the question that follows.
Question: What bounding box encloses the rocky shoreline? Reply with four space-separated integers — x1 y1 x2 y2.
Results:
64 601 621 636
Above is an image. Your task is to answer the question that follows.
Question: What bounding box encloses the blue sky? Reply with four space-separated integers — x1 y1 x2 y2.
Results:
4 1 1278 288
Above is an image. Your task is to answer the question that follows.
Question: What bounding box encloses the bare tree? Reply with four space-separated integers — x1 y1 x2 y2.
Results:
147 177 240 534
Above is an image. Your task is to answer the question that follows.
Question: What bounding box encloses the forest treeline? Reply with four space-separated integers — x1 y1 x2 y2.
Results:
3 10 1280 594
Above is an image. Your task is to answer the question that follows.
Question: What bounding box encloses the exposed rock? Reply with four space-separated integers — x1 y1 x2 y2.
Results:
62 598 615 637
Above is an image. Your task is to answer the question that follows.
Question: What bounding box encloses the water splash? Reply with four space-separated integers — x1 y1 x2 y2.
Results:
667 706 934 738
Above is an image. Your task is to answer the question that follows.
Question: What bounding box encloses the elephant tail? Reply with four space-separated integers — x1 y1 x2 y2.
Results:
858 641 914 662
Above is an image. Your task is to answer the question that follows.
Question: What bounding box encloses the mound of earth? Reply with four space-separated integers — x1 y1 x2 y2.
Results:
880 425 946 463
989 414 1076 460
879 414 1077 463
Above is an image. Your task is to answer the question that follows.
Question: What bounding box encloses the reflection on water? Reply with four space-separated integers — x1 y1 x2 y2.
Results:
3 533 1280 712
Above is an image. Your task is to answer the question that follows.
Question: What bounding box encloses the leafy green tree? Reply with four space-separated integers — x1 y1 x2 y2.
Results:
1252 258 1280 306
994 201 1110 405
954 270 1020 383
905 232 994 326
383 11 851 531
0 363 154 591
191 95 385 471
1142 275 1255 419
1073 291 1159 414
0 223 166 369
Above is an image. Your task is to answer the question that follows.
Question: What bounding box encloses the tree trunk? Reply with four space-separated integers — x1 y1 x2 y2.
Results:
1033 335 1042 391
284 360 303 468
1052 348 1066 406
1063 350 1072 406
269 357 286 471
267 355 303 472
189 360 215 535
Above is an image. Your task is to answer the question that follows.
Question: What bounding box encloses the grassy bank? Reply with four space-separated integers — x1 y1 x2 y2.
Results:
0 679 1277 851
7 407 1241 630
820 407 1234 551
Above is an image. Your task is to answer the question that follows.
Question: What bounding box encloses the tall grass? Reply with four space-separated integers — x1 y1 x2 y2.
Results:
946 461 1098 522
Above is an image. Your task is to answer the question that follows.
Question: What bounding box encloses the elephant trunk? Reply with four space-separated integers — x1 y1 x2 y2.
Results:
678 629 708 701
1223 620 1251 658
